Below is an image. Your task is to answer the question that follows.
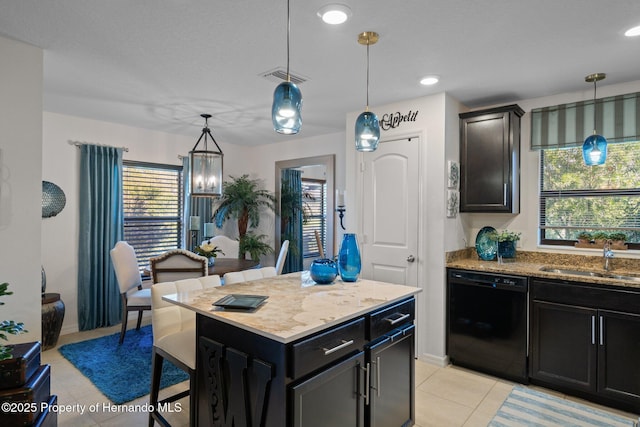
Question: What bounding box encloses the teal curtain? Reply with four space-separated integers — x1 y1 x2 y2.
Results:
281 169 303 273
77 144 124 330
182 156 213 250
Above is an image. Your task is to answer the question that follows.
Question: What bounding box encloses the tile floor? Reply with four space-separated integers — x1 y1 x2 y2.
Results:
42 321 638 426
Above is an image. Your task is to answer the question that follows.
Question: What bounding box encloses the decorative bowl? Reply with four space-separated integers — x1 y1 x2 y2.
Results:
309 258 338 285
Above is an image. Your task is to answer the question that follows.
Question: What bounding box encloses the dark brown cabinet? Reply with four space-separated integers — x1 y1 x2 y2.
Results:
459 104 524 213
530 279 640 413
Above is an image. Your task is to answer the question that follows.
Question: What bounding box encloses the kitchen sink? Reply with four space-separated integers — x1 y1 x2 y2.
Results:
539 266 640 282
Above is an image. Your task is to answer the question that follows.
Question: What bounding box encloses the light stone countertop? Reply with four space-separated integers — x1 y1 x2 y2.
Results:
163 272 421 344
447 251 640 290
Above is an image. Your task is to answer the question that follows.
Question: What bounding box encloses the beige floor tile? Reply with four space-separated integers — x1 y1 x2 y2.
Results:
418 365 496 409
415 388 475 426
474 381 514 416
415 359 440 387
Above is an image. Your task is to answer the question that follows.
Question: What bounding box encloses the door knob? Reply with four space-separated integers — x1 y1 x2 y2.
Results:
406 255 415 263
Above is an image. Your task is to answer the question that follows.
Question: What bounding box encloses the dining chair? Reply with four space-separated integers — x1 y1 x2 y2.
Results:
275 240 289 275
149 275 221 427
223 266 277 285
208 235 240 259
110 241 152 345
149 249 208 283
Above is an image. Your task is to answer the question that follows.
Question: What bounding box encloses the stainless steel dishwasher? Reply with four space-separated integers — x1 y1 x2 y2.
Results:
447 269 529 383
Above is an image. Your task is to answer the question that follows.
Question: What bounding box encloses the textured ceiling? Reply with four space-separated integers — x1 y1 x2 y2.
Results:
1 0 639 146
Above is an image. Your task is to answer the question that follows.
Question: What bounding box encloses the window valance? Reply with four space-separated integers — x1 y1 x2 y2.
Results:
530 92 640 150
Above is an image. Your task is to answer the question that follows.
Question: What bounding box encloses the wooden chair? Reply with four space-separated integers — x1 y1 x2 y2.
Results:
223 267 277 285
208 235 240 259
149 249 208 284
149 275 221 427
110 241 152 345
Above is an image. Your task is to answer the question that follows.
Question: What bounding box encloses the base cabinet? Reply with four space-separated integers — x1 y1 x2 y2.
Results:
530 279 640 412
291 352 365 427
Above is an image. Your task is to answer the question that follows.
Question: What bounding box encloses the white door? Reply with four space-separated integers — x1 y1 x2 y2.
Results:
360 137 420 286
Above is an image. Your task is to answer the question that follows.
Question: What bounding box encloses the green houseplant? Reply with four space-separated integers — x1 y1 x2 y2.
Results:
213 175 276 259
239 232 274 262
488 229 521 259
0 282 27 361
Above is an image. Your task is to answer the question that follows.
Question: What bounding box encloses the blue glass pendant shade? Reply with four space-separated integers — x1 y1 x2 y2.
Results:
355 111 380 151
338 233 361 282
582 134 607 166
272 81 302 134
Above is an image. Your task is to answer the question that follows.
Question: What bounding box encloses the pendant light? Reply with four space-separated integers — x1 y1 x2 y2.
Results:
189 114 224 197
272 0 302 134
355 31 380 152
582 73 607 166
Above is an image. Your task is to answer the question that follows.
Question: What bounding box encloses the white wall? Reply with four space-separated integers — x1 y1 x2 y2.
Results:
42 112 250 334
0 36 43 345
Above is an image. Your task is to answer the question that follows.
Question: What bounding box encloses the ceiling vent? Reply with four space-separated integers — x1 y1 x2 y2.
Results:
261 67 307 85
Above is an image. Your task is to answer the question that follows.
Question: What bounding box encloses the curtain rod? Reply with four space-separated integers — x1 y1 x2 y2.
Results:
68 140 129 152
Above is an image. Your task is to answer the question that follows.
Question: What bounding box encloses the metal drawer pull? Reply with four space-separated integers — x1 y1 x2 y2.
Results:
591 315 595 345
599 316 604 346
386 313 410 325
323 339 354 355
361 363 370 405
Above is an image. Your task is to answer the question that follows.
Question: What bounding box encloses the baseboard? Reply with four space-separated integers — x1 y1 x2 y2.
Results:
417 352 449 367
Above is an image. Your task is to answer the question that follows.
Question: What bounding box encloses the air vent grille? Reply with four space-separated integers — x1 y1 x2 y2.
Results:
261 67 307 85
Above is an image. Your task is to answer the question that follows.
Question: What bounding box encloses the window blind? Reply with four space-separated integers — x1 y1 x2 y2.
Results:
531 92 640 150
301 179 326 258
123 161 183 272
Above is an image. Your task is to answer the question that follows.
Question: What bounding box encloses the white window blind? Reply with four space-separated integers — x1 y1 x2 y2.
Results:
301 179 326 258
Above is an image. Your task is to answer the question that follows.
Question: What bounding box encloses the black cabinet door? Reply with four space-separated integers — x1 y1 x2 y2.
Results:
459 104 523 213
367 325 415 427
530 300 597 393
598 310 640 404
291 351 365 427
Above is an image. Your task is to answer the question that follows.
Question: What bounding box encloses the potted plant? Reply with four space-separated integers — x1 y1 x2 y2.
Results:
193 240 224 266
213 175 276 239
239 232 274 261
0 282 27 361
608 232 627 247
576 231 593 244
592 231 609 245
488 230 521 259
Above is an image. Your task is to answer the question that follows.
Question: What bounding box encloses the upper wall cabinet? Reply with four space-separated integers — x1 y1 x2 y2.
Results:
459 104 524 213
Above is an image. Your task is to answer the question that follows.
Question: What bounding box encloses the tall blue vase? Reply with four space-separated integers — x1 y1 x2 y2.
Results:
338 233 361 282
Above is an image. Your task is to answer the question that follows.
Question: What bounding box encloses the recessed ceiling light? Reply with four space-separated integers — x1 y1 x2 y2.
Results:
317 4 352 25
625 25 640 37
420 75 439 86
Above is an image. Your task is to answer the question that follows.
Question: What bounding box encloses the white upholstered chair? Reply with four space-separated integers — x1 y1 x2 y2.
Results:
149 275 221 427
208 235 240 259
275 240 289 275
110 241 152 345
223 266 277 285
149 249 208 283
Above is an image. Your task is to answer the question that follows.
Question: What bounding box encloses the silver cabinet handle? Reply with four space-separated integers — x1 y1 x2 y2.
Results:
376 356 381 397
406 255 415 263
361 363 370 405
599 316 604 346
591 315 595 345
323 339 354 355
503 183 507 205
386 313 410 325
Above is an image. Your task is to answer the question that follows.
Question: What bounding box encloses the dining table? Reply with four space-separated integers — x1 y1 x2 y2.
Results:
208 257 260 276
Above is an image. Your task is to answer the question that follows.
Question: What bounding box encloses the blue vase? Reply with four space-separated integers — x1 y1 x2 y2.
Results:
310 258 338 284
338 233 361 282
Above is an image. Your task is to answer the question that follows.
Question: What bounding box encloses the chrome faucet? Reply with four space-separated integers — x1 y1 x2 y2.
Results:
603 239 614 271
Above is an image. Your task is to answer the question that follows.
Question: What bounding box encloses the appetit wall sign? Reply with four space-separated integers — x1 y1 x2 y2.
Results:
380 110 419 131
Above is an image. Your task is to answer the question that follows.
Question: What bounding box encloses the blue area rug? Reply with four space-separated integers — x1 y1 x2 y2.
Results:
59 325 188 404
489 385 638 427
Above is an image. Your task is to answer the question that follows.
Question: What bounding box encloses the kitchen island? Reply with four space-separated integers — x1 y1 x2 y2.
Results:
164 272 421 427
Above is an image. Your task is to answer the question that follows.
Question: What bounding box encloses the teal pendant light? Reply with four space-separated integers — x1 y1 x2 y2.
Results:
355 31 380 152
582 73 607 166
272 0 302 134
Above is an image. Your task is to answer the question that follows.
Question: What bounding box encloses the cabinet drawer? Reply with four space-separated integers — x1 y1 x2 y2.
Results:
290 317 366 379
369 298 415 339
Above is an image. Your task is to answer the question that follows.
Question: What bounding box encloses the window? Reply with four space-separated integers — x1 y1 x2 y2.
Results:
301 179 326 258
123 161 183 272
540 141 640 248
